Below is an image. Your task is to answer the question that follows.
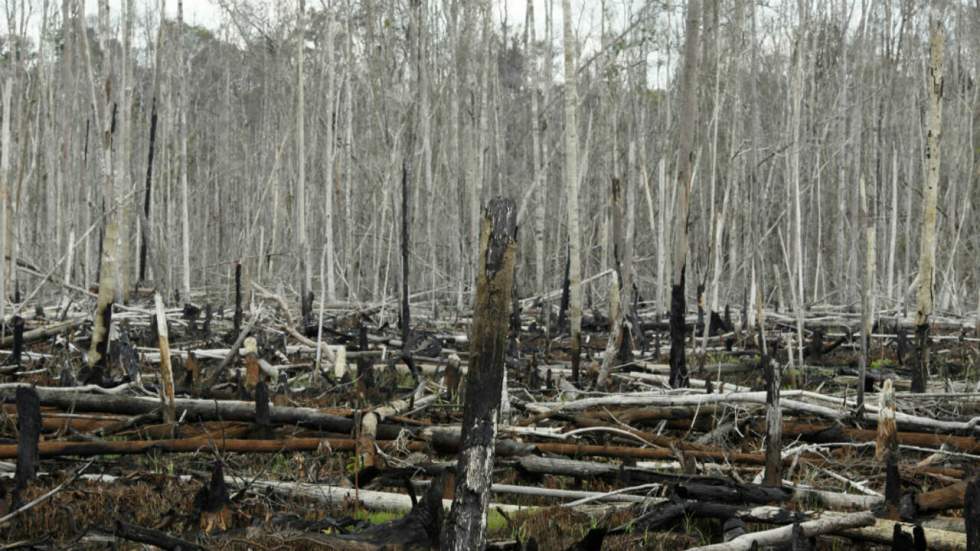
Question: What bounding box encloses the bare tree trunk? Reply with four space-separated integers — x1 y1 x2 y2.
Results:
443 198 516 551
296 0 311 311
177 0 191 304
0 80 11 321
527 0 546 297
561 0 583 384
343 7 354 299
789 12 806 371
597 177 627 387
912 12 944 394
655 157 666 314
84 0 119 383
886 148 898 304
669 0 701 389
154 293 176 423
139 0 166 285
858 174 875 411
321 13 337 302
757 257 780 486
115 0 135 302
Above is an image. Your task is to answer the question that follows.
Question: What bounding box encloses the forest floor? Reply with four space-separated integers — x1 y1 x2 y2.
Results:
0 290 976 550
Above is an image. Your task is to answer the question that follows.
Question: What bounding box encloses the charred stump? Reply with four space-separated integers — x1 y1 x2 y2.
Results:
10 315 24 367
442 197 517 551
911 322 929 393
13 386 41 504
233 261 243 337
668 266 688 387
194 461 231 534
763 351 782 487
966 477 980 551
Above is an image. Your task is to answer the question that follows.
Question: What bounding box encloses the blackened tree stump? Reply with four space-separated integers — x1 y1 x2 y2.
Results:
442 197 517 551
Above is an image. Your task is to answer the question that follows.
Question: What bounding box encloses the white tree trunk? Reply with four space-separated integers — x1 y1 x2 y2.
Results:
561 0 583 382
296 0 311 302
912 12 944 393
0 80 10 321
322 13 337 302
115 0 135 303
858 174 875 410
178 0 192 303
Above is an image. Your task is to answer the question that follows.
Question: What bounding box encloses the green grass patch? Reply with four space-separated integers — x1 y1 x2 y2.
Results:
353 508 510 532
352 509 403 524
871 358 896 370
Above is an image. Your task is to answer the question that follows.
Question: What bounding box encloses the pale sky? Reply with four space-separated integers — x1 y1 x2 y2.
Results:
10 0 621 48
8 0 664 83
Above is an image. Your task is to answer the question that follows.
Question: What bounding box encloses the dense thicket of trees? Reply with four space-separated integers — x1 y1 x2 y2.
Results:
0 0 977 327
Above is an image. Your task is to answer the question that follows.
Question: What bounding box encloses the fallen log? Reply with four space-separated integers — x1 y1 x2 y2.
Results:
526 390 980 435
308 471 445 550
112 520 205 551
685 511 875 551
841 519 968 551
515 456 882 510
0 387 405 439
0 317 87 347
780 422 980 454
229 477 529 514
0 437 425 459
908 481 968 517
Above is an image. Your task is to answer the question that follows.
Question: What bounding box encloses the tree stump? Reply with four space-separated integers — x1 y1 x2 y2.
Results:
442 197 517 551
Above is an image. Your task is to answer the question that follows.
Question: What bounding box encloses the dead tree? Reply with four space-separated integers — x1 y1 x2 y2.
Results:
912 11 944 393
154 293 176 423
400 160 417 381
13 386 41 503
763 347 782 487
560 0 583 384
442 197 517 550
966 477 979 551
669 0 702 388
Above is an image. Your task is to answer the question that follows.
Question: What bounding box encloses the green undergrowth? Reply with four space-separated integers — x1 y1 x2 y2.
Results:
352 507 510 533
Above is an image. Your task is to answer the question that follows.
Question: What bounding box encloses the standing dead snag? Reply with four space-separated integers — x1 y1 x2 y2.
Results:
10 315 23 367
597 178 632 388
194 460 231 534
400 160 418 382
912 12 944 394
561 0 583 385
876 379 902 517
966 477 979 551
443 197 517 551
233 261 243 336
14 386 41 503
763 346 782 487
669 0 701 389
154 293 176 423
